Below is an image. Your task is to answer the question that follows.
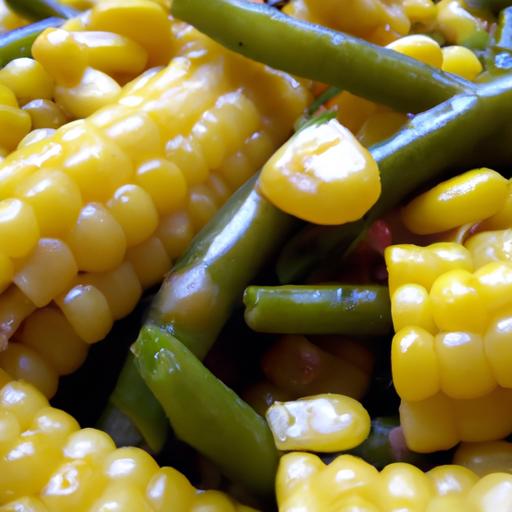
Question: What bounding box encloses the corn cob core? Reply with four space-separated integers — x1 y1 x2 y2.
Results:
0 10 311 396
385 236 512 452
277 451 512 511
0 370 259 511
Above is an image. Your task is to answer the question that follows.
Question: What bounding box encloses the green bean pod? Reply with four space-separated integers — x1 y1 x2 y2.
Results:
134 325 279 496
172 0 472 113
0 17 63 67
5 0 77 21
244 285 391 336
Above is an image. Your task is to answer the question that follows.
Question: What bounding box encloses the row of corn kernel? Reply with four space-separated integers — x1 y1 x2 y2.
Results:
0 19 311 396
0 0 177 154
277 451 512 511
0 370 257 511
386 232 512 452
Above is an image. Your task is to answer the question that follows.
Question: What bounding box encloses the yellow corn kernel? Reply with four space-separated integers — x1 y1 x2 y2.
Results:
0 59 53 104
435 331 496 399
0 84 18 107
22 99 68 130
126 237 170 288
56 284 113 344
32 28 88 87
88 0 173 66
0 253 13 294
188 184 219 231
207 174 231 205
0 105 32 150
102 447 159 489
453 387 512 442
313 454 379 505
78 262 142 320
0 380 47 430
467 473 512 512
436 0 485 46
13 238 78 307
276 452 324 505
334 92 377 135
0 343 58 398
41 459 107 511
391 284 437 333
385 245 441 294
375 462 435 511
216 150 253 191
136 158 188 215
387 35 443 67
18 128 57 149
356 109 407 147
427 464 478 496
55 67 122 119
441 46 482 81
192 490 236 512
165 135 209 187
0 497 49 512
402 0 436 24
400 393 459 453
484 307 512 388
266 394 370 452
260 119 381 225
156 211 195 260
67 203 126 272
465 229 512 269
106 184 159 247
0 198 39 258
0 287 36 348
73 31 148 76
474 262 512 312
392 327 440 401
429 269 487 333
90 483 153 512
18 307 88 376
455 441 512 478
63 427 116 463
146 467 196 512
60 122 133 202
402 169 508 235
16 169 82 237
478 180 512 231
31 406 79 443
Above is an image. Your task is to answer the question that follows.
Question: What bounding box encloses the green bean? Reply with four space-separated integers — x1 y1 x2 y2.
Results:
172 0 473 113
134 325 279 496
277 74 512 283
0 17 63 67
496 7 512 50
244 285 391 336
5 0 77 21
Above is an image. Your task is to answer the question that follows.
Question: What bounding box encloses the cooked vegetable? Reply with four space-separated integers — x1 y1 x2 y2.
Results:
266 393 371 452
259 118 381 225
0 369 257 511
5 0 76 21
134 325 279 496
454 441 512 476
172 0 473 114
244 284 391 335
276 451 512 511
0 17 310 396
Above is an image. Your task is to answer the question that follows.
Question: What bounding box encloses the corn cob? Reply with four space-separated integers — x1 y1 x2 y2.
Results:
0 4 311 396
0 369 259 511
277 451 512 511
385 235 512 452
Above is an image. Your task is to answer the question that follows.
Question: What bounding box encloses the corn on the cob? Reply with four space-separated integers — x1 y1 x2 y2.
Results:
385 237 512 452
0 370 258 511
0 3 311 396
277 451 512 511
454 441 512 476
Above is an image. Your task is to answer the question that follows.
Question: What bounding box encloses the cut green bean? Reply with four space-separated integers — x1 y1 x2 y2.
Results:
0 17 63 67
172 0 473 113
5 0 77 21
244 285 391 336
134 325 279 496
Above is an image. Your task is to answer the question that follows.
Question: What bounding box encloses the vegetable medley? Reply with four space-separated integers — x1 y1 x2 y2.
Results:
1 0 512 510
